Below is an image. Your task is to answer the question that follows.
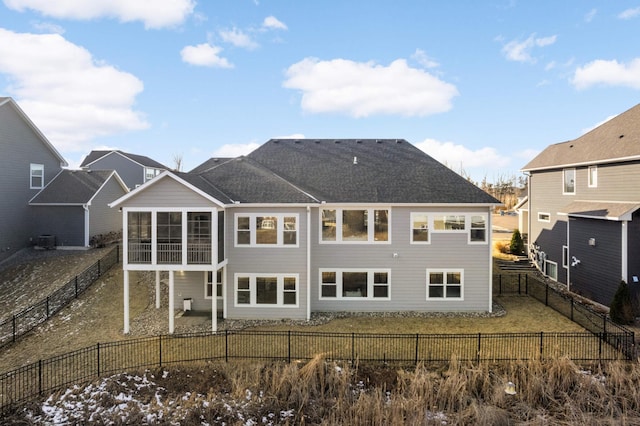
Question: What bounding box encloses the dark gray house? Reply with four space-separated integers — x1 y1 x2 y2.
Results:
0 97 68 263
80 150 167 190
29 170 128 247
111 139 500 333
521 103 640 307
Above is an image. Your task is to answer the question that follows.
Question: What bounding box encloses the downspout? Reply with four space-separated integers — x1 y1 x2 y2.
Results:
83 204 90 247
622 221 628 283
566 217 570 292
488 206 493 313
306 205 311 321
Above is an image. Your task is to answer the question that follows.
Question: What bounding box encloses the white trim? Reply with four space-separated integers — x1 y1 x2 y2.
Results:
544 259 558 281
204 270 223 300
622 221 628 283
306 206 311 320
538 212 551 223
562 168 576 195
562 245 569 269
426 269 464 300
468 214 489 244
410 212 430 244
30 163 44 189
521 154 640 173
318 269 391 300
234 212 300 247
234 273 300 307
319 207 391 244
83 205 90 247
588 165 598 188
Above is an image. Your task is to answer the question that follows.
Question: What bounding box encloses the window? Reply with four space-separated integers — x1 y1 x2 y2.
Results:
205 270 223 299
427 270 463 300
563 168 575 194
145 167 161 182
320 208 389 243
411 213 429 243
545 260 558 281
588 166 597 188
157 212 182 264
235 213 298 247
319 269 390 300
469 215 487 243
30 164 44 189
562 246 568 269
538 212 550 223
433 215 466 231
127 211 152 263
234 274 298 306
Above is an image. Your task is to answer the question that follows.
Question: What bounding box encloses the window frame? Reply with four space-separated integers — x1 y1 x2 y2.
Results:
468 214 488 244
30 163 44 189
538 212 551 223
318 269 391 300
234 213 299 247
544 260 558 281
319 208 391 244
414 213 488 244
563 168 576 195
234 273 299 307
410 213 430 244
588 165 598 188
562 246 569 269
426 269 464 300
205 270 223 299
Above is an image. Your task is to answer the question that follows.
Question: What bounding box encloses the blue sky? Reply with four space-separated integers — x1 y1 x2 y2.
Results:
1 1 639 183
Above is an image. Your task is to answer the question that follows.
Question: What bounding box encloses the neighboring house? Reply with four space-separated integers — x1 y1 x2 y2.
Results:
0 97 68 263
110 139 500 333
521 103 640 307
80 150 167 190
29 170 128 247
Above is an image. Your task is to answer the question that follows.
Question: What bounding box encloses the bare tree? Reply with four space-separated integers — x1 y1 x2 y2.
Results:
172 153 183 172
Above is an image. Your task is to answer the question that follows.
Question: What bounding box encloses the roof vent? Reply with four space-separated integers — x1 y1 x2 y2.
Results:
353 156 358 165
334 140 341 144
356 140 362 144
294 140 301 144
273 140 280 144
396 139 402 143
376 140 382 144
619 134 625 139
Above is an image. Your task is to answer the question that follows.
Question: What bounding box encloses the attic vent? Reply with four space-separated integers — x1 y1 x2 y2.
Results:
376 140 382 144
353 156 358 165
294 140 301 144
569 144 574 148
619 134 625 139
334 140 341 144
273 140 280 143
356 140 362 144
396 139 402 144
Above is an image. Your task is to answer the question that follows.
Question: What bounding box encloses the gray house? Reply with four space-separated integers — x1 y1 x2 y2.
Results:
0 97 68 263
80 150 167 190
110 139 500 333
29 170 128 247
521 103 640 307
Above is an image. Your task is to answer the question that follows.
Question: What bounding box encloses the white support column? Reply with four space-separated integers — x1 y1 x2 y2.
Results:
155 270 161 309
211 209 218 333
168 270 175 334
211 269 217 333
223 266 228 319
487 208 493 313
622 221 628 283
306 206 311 320
123 270 130 334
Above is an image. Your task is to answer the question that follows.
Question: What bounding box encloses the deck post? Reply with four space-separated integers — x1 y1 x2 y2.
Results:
123 270 130 334
169 271 175 334
155 270 161 309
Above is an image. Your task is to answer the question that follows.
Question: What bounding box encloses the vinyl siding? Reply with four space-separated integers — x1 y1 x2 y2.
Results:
628 211 640 303
121 177 218 208
569 217 622 305
174 271 222 312
225 206 308 320
310 206 492 312
0 103 63 261
86 153 144 190
88 176 126 238
581 161 640 200
31 206 85 246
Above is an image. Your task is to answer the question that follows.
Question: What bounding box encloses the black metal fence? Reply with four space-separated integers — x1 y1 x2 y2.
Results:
0 245 119 349
495 273 636 359
0 328 631 413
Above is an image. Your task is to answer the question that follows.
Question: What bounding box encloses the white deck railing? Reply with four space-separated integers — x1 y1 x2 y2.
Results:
127 242 212 265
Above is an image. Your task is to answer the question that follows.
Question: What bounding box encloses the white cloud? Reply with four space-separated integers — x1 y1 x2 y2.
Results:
584 8 597 23
544 61 556 71
501 34 557 63
411 49 440 69
219 27 259 50
572 58 640 90
273 133 305 139
415 138 511 170
283 57 458 117
212 142 261 157
31 21 65 34
515 148 540 161
4 0 195 29
262 16 287 30
180 43 233 68
0 28 148 152
618 7 640 20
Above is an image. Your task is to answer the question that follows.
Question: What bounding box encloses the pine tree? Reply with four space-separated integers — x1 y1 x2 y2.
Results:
610 280 635 325
509 229 524 255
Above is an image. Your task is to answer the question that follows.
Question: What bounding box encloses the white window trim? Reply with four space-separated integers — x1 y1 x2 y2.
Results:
538 212 551 223
234 273 299 307
318 269 391 300
410 212 430 244
468 214 488 245
431 214 467 234
204 270 223 300
563 168 576 195
562 246 569 269
319 208 391 244
588 165 598 188
414 213 488 244
544 260 558 281
30 163 44 189
426 269 464 301
235 213 299 248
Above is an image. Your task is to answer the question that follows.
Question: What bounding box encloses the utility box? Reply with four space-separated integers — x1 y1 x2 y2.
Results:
38 235 56 250
183 298 193 311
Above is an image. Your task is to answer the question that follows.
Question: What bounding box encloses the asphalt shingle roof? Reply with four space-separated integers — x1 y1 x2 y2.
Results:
80 150 167 169
30 170 115 204
192 139 498 205
188 157 233 174
522 103 640 171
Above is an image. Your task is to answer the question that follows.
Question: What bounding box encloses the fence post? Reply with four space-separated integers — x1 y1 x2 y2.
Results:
288 330 291 363
545 283 549 306
571 299 574 321
12 315 16 343
159 335 163 368
477 333 481 363
38 359 42 396
598 333 602 362
539 331 544 358
225 330 228 363
75 276 79 298
351 333 355 364
97 343 100 377
415 334 419 365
